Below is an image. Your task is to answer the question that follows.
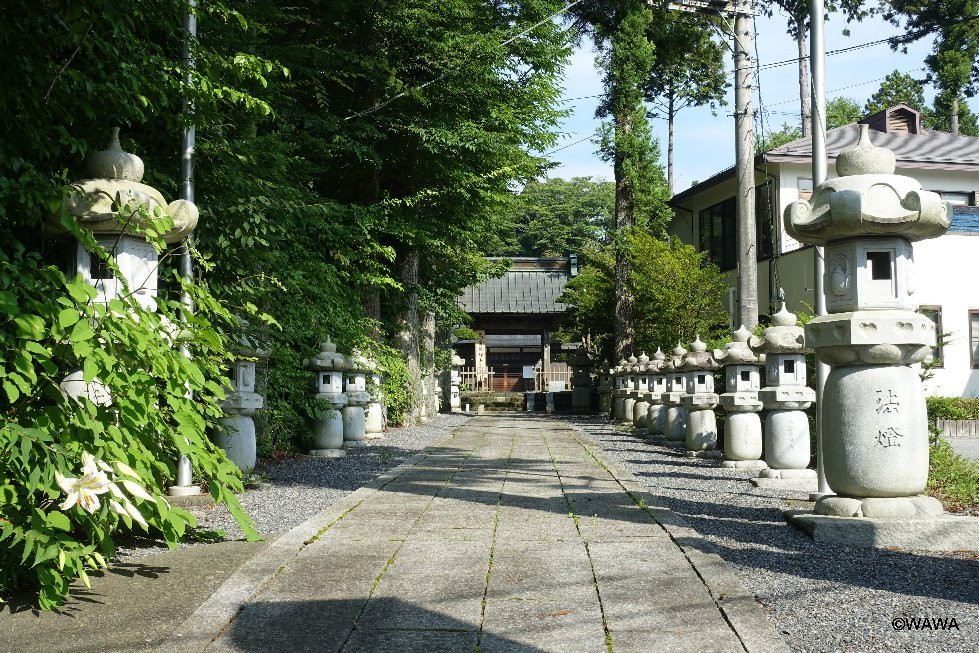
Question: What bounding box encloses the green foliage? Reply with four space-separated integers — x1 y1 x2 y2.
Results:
927 438 979 512
928 90 979 135
453 327 480 341
864 70 928 115
926 396 979 422
826 97 863 129
495 177 615 256
757 123 802 152
559 232 729 362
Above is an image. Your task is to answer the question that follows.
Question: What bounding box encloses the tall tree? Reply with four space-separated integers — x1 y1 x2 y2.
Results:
883 0 979 136
570 0 664 361
931 89 979 135
762 1 868 136
644 14 727 192
497 177 615 256
864 70 927 115
826 96 863 128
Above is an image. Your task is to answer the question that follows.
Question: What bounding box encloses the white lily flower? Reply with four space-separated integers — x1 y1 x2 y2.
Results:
98 460 114 473
109 500 128 516
121 479 154 502
56 456 110 514
107 482 125 500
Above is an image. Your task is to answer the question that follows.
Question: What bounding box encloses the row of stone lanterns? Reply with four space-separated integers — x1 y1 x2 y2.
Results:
304 338 386 458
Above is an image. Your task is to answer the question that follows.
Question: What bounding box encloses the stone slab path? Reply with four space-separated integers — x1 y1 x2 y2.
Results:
167 415 788 653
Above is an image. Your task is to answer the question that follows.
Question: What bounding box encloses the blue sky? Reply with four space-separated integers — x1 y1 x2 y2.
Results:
547 8 959 190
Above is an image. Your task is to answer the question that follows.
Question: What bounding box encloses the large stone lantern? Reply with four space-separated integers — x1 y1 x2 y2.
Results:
622 354 640 425
303 338 348 458
680 337 719 453
52 128 198 309
661 343 689 445
449 354 465 412
364 359 385 439
612 358 629 421
570 348 594 412
344 350 373 447
785 126 965 542
632 352 652 432
750 304 816 485
215 333 268 473
714 326 766 470
645 349 668 439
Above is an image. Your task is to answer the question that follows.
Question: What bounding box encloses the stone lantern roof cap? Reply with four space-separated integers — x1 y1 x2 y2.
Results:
784 124 951 245
53 128 199 244
681 336 716 371
303 336 350 371
750 305 809 354
452 354 466 367
712 325 758 365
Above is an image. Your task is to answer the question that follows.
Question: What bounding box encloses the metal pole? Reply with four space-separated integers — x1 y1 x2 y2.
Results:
809 0 831 499
172 0 200 495
734 10 758 330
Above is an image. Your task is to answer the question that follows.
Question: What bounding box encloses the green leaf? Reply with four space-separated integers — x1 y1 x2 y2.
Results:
69 320 95 343
58 308 80 329
82 357 98 384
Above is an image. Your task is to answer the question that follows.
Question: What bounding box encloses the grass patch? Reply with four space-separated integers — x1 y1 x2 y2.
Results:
928 438 979 513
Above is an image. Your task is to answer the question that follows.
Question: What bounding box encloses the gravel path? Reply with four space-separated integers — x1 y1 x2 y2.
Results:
568 416 979 653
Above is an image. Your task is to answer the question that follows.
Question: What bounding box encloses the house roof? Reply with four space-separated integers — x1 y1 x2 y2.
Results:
458 258 571 315
671 111 979 206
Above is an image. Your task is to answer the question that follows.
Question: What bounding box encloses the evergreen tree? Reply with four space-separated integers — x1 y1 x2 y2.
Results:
864 70 928 115
826 96 863 128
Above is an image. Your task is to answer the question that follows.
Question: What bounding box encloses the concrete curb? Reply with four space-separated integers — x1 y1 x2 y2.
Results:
566 423 791 653
158 448 433 653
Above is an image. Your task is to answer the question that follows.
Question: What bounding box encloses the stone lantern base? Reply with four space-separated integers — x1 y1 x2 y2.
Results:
786 509 979 551
750 467 817 491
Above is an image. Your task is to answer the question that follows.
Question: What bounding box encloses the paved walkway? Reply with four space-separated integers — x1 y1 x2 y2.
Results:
166 415 787 653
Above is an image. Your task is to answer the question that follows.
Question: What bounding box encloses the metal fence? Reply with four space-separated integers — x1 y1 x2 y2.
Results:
936 419 979 438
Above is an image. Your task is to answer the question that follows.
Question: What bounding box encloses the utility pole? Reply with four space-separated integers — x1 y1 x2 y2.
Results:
809 0 830 500
734 8 757 330
665 0 759 329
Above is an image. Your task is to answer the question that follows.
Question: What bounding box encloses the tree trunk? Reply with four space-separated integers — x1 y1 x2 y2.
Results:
952 97 960 135
394 246 421 423
363 291 381 339
796 15 811 139
667 93 675 193
613 109 635 362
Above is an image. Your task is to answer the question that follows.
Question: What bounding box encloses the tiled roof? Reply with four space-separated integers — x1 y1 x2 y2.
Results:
765 124 979 167
459 266 570 315
951 206 979 234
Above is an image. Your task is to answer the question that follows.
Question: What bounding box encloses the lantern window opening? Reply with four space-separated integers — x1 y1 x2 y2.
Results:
698 374 706 384
740 370 750 382
867 251 893 280
90 251 114 280
784 359 795 374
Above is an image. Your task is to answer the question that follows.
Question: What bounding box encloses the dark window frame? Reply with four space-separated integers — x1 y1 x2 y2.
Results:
969 309 979 369
696 182 775 271
919 305 943 368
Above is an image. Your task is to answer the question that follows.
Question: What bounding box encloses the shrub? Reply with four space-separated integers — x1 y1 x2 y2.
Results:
928 438 979 512
0 214 257 609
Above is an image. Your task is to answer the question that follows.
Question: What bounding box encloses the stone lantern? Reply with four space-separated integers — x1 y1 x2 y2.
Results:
645 349 668 439
622 354 640 425
449 354 465 412
784 125 950 524
214 333 268 473
747 303 816 484
661 343 689 445
632 352 652 432
303 338 348 458
612 358 629 421
713 326 766 470
680 337 720 453
598 362 614 417
52 128 198 310
364 359 385 439
570 348 594 412
344 350 373 447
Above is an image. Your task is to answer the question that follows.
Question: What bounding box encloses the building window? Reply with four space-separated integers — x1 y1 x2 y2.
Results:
797 177 813 201
919 306 943 367
934 191 972 206
698 185 774 271
970 310 979 368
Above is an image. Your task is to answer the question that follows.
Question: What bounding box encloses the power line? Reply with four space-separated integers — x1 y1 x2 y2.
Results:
763 68 927 107
345 1 583 121
542 131 599 156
